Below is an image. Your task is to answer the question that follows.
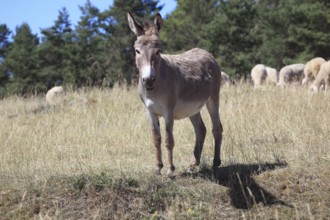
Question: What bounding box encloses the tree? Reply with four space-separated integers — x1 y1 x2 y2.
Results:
161 0 218 53
202 0 258 79
75 0 113 87
0 24 11 60
4 23 41 95
0 24 12 97
255 0 330 69
284 0 330 62
107 0 163 85
39 7 76 88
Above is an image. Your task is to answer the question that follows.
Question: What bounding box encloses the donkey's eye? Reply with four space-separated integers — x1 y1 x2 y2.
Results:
135 49 141 54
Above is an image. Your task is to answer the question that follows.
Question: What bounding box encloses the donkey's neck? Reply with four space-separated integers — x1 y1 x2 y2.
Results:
159 54 178 75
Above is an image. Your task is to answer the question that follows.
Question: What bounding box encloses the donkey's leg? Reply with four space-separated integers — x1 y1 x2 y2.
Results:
189 113 206 169
146 110 163 174
164 110 175 177
206 95 223 168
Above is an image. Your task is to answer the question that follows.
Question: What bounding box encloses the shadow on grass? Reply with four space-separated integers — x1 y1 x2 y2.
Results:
181 161 292 209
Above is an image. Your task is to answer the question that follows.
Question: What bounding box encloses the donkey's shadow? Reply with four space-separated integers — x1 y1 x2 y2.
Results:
182 161 291 209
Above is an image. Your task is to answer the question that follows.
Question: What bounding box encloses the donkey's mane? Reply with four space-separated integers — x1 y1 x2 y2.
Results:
143 20 159 36
134 35 161 48
134 20 161 48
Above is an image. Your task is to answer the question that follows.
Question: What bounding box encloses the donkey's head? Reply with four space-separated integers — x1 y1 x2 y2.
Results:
127 12 163 91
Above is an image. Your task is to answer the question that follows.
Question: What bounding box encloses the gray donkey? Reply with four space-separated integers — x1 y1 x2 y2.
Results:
127 12 223 177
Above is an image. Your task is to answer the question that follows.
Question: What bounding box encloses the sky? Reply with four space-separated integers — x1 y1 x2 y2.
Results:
0 0 177 37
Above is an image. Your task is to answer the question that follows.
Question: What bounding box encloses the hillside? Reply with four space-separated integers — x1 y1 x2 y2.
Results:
0 85 329 219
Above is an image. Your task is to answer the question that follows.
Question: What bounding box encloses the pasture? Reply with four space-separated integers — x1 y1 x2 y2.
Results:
0 84 329 219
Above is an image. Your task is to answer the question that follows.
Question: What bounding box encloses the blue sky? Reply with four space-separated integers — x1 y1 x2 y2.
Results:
0 0 177 37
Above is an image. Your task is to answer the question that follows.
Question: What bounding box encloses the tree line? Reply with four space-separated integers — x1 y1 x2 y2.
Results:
0 0 329 98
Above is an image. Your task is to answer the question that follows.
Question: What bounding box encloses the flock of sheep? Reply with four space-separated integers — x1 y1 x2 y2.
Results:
46 57 329 104
249 57 330 92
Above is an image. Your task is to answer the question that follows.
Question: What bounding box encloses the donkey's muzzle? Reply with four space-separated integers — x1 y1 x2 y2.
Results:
143 76 155 90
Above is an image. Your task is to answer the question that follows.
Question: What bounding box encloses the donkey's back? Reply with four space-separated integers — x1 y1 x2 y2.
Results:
162 48 221 100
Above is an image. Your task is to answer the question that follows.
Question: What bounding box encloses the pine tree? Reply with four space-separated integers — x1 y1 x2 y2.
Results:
107 0 163 85
255 0 330 68
4 23 41 95
202 0 258 79
75 0 109 86
161 0 217 53
0 24 12 97
39 7 76 88
0 24 11 60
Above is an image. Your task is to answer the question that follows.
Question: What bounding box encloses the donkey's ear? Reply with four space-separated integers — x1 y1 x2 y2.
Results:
154 13 163 32
127 11 144 36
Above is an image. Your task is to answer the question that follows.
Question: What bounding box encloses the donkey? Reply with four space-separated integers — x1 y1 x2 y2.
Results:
127 12 223 177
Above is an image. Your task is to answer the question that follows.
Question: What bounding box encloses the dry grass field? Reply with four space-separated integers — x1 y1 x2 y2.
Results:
0 84 329 219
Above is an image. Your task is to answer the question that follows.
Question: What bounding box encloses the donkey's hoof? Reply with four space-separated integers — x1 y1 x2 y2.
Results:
167 171 175 179
190 159 200 166
155 167 162 175
167 166 175 178
213 159 221 168
188 164 199 173
155 164 163 175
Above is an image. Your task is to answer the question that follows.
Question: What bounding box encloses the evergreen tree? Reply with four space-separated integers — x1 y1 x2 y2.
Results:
253 0 289 70
75 0 109 86
283 0 330 62
39 7 76 88
202 0 258 79
1 0 329 93
161 0 218 53
4 23 41 95
0 24 12 97
0 24 11 60
107 0 163 85
255 0 330 69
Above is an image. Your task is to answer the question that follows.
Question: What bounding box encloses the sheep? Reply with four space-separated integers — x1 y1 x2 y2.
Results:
265 67 278 86
310 60 330 93
277 64 305 87
220 71 233 87
302 57 326 86
46 86 64 105
251 64 267 88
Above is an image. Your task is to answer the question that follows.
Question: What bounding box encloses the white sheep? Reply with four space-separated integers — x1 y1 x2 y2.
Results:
251 64 267 88
46 86 64 105
265 67 278 86
310 60 330 93
277 64 305 87
220 71 233 87
302 57 326 86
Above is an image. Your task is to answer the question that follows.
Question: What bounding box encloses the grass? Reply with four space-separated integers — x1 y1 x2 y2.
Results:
0 84 329 219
